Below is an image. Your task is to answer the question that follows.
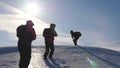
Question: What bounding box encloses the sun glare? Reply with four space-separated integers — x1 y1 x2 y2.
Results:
25 2 40 16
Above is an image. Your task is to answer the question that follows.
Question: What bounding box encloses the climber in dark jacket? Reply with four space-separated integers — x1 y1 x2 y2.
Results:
43 23 57 59
70 30 81 45
17 20 36 68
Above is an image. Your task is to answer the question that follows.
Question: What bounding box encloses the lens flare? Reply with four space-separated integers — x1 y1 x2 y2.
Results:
87 58 98 68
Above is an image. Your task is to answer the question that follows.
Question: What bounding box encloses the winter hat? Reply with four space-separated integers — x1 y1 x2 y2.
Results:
50 23 56 28
26 20 34 26
70 30 74 33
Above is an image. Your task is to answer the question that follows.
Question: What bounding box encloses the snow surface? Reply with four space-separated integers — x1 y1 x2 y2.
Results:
0 45 120 68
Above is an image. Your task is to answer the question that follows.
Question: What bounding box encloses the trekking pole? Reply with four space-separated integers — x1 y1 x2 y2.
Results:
58 35 71 38
36 34 71 38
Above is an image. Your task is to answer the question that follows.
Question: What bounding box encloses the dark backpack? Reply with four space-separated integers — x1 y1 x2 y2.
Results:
74 32 82 37
43 28 51 37
16 25 27 38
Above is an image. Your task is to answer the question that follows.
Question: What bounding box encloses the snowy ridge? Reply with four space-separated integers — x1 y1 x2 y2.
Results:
0 46 120 68
76 46 120 68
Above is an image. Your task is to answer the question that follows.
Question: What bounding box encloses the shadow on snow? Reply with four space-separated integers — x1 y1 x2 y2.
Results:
77 45 120 68
43 58 61 68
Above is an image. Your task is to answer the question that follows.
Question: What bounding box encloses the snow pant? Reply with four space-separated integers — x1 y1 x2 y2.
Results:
73 38 78 45
44 42 54 58
18 40 31 68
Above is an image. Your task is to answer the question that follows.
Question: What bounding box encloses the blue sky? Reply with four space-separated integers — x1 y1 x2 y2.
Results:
0 0 120 51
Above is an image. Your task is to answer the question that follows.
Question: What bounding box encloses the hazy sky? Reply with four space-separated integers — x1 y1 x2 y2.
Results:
0 0 120 51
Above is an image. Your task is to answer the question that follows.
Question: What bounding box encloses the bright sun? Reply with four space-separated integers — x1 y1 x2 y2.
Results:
25 2 40 16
